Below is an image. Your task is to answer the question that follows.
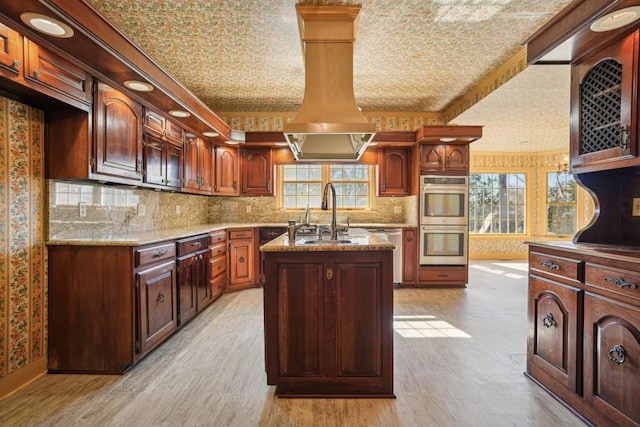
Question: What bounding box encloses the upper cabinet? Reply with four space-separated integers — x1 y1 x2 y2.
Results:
213 145 239 196
570 30 639 173
0 23 22 80
183 135 213 195
93 81 143 184
378 147 410 196
415 125 482 174
240 147 273 196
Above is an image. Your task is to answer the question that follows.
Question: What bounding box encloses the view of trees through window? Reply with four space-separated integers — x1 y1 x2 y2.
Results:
469 173 526 234
281 164 370 209
546 171 576 236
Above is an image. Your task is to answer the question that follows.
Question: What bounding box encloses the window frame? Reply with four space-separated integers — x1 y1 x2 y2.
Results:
276 164 376 211
539 165 589 239
468 168 532 236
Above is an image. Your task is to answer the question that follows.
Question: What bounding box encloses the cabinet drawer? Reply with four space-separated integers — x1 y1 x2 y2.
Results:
229 229 253 240
136 242 176 267
210 241 226 257
211 273 227 293
530 251 583 284
585 263 640 304
210 253 227 278
165 120 184 146
177 235 209 256
143 108 165 136
418 266 466 282
209 230 226 244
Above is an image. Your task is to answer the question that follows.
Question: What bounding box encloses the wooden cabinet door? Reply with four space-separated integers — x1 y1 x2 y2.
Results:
137 261 177 356
166 144 182 189
527 276 583 394
183 136 201 191
275 262 324 378
584 293 640 426
420 144 443 171
200 141 213 194
195 250 213 312
571 31 638 172
378 148 409 196
143 134 165 186
93 81 143 182
444 144 468 171
229 238 254 287
0 23 22 79
177 254 198 326
214 145 239 195
241 147 273 196
24 39 91 104
402 228 417 284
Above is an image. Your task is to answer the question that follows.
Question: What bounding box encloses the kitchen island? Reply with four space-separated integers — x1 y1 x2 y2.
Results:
260 231 395 397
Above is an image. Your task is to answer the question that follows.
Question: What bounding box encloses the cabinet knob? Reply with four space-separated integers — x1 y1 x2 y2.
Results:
12 59 20 69
239 256 245 263
608 344 626 365
33 69 41 79
542 313 556 328
157 292 166 303
326 267 333 280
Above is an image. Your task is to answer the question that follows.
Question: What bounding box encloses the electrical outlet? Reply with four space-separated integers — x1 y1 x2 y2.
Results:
633 198 640 216
175 205 181 215
137 203 145 216
78 202 87 217
246 205 252 213
394 206 402 214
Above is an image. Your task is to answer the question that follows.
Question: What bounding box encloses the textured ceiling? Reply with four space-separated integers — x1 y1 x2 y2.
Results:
85 0 575 152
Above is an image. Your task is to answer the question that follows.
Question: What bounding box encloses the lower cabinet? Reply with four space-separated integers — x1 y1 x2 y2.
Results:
209 229 228 300
526 243 640 427
48 241 177 373
177 234 211 326
228 228 257 291
401 228 417 285
263 250 394 397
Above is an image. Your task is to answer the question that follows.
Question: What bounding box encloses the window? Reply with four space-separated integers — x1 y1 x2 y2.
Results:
469 173 526 234
546 171 576 236
279 164 373 209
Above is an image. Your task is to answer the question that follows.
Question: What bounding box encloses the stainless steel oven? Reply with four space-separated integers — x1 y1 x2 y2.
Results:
420 175 468 225
419 225 468 265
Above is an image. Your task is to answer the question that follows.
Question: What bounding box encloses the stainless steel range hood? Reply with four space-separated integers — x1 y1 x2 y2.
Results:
284 5 376 162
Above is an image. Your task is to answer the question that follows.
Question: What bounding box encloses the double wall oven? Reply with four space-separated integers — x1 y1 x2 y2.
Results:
419 175 468 265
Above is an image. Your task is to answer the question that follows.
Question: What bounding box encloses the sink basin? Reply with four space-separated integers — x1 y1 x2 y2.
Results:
303 239 356 245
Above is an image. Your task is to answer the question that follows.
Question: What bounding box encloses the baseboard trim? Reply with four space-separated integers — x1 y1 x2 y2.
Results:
0 357 47 400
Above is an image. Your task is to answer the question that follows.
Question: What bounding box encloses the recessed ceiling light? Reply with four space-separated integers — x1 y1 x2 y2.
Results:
202 131 219 138
590 6 640 32
368 142 378 146
440 137 456 142
123 80 154 92
274 142 289 146
225 140 241 145
21 12 74 38
168 110 191 118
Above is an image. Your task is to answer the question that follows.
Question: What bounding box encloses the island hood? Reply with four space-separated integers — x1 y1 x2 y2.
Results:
284 5 376 162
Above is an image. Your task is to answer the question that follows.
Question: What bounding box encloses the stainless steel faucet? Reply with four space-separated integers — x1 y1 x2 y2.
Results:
321 182 338 240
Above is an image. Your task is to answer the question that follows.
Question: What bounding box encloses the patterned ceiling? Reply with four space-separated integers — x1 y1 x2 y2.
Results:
85 0 575 151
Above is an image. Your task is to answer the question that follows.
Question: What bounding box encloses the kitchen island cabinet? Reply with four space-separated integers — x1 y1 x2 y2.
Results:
261 233 395 397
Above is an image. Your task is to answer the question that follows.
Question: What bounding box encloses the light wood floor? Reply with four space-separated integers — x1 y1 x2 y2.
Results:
0 261 584 426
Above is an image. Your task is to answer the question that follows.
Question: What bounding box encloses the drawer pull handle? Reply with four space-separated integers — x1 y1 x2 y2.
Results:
604 277 637 290
157 292 166 303
152 249 168 257
540 261 560 270
608 344 626 365
326 268 333 280
542 313 556 328
192 241 202 247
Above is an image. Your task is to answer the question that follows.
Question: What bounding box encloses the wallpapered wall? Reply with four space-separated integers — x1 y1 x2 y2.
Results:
0 97 47 380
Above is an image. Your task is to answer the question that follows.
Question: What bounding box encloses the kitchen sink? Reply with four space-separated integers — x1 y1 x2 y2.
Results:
302 239 356 245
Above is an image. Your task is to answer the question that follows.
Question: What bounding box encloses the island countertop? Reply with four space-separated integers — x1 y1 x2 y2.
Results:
259 229 396 252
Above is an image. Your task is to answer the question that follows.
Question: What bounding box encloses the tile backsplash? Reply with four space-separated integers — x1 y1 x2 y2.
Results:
48 180 415 239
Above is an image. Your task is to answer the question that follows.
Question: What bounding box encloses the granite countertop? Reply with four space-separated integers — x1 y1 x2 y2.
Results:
260 228 396 252
526 240 640 261
46 223 415 246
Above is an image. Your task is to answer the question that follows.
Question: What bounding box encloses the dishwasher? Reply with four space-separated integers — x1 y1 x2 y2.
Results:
369 229 403 285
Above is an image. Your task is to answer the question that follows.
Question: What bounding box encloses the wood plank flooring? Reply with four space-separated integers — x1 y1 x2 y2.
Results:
0 261 584 426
